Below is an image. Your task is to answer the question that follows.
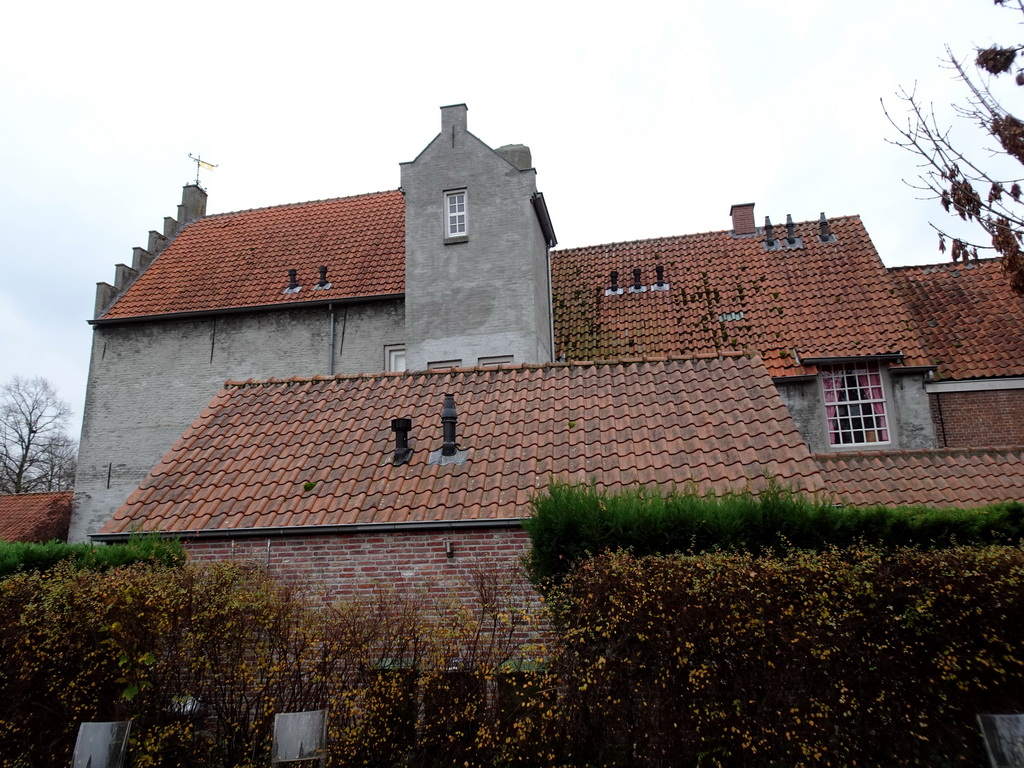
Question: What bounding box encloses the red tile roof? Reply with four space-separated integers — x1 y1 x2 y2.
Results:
100 191 406 320
888 258 1024 381
100 356 827 536
0 491 73 542
815 448 1024 508
552 216 932 378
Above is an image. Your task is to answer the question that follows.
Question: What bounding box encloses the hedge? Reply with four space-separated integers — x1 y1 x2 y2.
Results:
538 546 1024 766
0 535 184 580
523 482 1024 584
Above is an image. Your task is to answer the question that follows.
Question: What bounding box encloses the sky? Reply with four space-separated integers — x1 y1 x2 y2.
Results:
0 0 1016 441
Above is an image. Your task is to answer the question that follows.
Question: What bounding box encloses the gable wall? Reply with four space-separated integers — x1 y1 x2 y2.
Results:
70 300 405 542
402 107 553 371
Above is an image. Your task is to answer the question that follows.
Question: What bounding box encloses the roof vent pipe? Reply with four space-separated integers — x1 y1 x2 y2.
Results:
655 265 665 287
765 217 776 247
605 270 623 295
633 269 642 290
391 418 413 466
819 212 832 242
441 394 458 457
786 214 796 245
318 266 330 288
284 268 301 294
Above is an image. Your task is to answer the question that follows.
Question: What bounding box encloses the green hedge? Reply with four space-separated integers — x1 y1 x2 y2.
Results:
524 482 1024 584
0 535 185 579
538 546 1024 767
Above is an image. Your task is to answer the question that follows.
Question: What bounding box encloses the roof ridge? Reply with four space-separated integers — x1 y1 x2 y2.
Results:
221 353 759 389
555 214 861 254
202 188 402 221
0 490 74 498
888 257 1001 273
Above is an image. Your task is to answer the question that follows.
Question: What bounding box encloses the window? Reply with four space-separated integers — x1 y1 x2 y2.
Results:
428 359 462 370
821 361 890 446
385 345 406 372
478 355 514 367
446 191 466 237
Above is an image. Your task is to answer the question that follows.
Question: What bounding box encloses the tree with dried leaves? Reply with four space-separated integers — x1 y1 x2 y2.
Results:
0 376 77 494
885 0 1024 295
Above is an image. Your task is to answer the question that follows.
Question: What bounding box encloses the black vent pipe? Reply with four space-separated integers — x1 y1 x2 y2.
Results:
391 418 412 466
441 395 458 457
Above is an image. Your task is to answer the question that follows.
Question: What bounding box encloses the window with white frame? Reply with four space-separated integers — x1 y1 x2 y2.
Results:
385 345 406 372
446 191 466 237
821 361 891 446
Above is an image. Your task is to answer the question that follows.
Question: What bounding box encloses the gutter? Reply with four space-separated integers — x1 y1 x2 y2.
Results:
90 293 405 327
90 516 527 543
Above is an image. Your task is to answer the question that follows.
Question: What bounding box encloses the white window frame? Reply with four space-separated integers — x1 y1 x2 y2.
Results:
820 361 892 447
385 345 406 372
445 190 467 238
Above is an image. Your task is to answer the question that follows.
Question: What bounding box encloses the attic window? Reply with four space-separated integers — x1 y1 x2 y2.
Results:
428 359 462 370
386 345 406 372
821 361 891 446
478 355 514 367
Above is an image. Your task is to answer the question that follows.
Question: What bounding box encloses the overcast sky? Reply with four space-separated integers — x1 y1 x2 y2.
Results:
0 0 1015 441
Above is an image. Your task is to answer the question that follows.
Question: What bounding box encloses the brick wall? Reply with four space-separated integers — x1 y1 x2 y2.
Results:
184 526 540 615
930 389 1024 447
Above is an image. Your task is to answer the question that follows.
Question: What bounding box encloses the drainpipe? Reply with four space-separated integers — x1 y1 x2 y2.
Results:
327 304 335 375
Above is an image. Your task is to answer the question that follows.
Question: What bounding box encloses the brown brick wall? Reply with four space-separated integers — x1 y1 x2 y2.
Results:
930 389 1024 448
185 526 539 612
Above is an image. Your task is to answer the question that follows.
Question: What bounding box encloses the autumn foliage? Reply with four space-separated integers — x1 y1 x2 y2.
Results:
3 492 1024 765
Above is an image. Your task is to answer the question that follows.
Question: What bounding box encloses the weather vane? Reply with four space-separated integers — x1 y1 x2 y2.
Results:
188 153 218 187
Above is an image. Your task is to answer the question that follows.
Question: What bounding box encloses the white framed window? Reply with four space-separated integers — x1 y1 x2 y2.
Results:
385 345 406 372
428 359 462 370
446 190 467 237
821 361 891 446
478 355 514 367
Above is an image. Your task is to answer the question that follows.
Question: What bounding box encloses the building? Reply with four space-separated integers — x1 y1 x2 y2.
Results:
72 105 1024 587
0 491 73 543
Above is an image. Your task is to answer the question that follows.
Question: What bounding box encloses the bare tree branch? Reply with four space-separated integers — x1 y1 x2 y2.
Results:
884 2 1024 294
0 376 77 494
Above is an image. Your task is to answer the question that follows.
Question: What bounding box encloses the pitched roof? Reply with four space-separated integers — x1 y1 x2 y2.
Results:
100 191 406 320
0 491 73 542
888 258 1024 381
552 216 931 378
99 356 827 536
815 447 1024 508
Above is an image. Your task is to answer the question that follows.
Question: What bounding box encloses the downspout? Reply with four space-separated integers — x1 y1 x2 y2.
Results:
547 247 555 362
327 304 335 375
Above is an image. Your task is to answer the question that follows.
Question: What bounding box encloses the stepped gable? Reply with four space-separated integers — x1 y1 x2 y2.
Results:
553 215 931 378
99 190 406 320
99 356 826 536
0 491 73 542
889 258 1024 381
815 447 1024 508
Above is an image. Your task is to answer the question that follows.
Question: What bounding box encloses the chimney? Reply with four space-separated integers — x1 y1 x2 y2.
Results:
729 203 756 236
495 144 533 170
178 184 207 225
391 418 413 466
440 103 468 141
441 394 458 457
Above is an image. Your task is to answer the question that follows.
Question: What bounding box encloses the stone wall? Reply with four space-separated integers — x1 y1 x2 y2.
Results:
70 300 405 542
